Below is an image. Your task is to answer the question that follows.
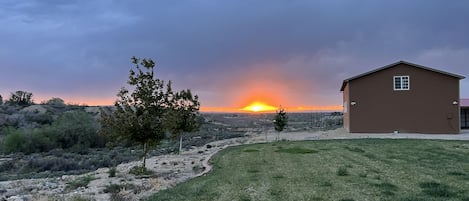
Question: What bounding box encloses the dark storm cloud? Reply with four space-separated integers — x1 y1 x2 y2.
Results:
1 0 469 106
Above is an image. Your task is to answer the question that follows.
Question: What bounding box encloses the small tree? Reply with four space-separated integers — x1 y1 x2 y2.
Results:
8 91 34 106
273 106 288 141
0 94 3 105
166 89 201 154
99 57 172 169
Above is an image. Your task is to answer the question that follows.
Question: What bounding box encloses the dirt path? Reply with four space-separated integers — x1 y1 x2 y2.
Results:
2 128 469 201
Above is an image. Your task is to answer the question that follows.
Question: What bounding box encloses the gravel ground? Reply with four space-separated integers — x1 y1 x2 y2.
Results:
2 128 469 201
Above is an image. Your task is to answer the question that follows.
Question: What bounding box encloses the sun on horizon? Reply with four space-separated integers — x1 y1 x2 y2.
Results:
240 101 278 112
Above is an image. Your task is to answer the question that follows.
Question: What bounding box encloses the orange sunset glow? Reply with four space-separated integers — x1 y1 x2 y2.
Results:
241 101 277 112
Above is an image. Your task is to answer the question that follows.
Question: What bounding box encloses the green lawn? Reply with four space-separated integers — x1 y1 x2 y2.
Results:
148 139 469 201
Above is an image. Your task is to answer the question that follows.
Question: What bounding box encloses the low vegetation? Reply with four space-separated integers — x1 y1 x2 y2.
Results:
66 175 97 190
2 110 104 154
0 87 342 182
148 139 469 201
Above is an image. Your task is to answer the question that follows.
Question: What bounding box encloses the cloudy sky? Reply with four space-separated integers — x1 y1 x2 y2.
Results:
1 0 468 111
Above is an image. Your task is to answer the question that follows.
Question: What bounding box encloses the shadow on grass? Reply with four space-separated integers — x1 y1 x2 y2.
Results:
275 147 318 154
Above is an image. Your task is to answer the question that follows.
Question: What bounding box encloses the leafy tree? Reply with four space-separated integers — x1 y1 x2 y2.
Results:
166 88 201 154
8 91 34 106
273 106 288 141
99 57 173 169
0 94 3 105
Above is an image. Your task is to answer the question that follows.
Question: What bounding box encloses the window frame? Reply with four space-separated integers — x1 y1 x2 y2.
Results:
393 75 410 91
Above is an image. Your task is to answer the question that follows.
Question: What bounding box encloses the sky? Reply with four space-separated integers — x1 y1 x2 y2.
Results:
1 0 469 112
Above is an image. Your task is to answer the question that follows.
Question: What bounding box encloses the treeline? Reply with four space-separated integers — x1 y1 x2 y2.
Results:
0 91 107 154
0 90 85 107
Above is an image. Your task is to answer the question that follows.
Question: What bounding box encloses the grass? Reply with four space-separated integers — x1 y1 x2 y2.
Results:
148 139 469 201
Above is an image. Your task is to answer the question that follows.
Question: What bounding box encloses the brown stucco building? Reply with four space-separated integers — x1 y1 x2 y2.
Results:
340 61 465 134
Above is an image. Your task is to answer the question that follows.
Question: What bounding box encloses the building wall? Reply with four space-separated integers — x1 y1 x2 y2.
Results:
348 63 460 134
343 84 350 131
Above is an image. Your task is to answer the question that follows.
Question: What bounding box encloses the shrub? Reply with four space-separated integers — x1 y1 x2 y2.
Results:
52 110 105 149
67 175 96 190
25 112 54 125
337 166 349 176
109 167 117 177
27 156 79 172
0 160 15 172
129 166 153 176
2 129 26 153
104 183 136 194
44 97 65 106
2 127 55 154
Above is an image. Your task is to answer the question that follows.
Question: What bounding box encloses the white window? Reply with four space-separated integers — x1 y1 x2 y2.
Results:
394 76 410 90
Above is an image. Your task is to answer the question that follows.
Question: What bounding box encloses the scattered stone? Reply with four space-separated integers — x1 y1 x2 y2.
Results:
206 144 212 149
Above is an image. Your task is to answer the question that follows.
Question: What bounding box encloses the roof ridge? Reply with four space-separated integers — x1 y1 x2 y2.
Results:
340 61 465 91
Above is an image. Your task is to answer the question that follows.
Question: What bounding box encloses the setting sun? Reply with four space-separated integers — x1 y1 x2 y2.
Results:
241 102 278 112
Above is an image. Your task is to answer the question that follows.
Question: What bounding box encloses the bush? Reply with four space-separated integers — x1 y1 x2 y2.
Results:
129 166 153 176
0 160 15 172
66 175 96 190
25 112 54 125
337 166 349 176
2 110 108 154
52 110 106 149
44 97 65 106
27 156 79 172
109 167 117 177
2 127 55 154
2 129 26 153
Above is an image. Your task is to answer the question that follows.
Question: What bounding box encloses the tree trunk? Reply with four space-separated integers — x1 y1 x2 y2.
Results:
142 142 147 168
179 135 183 154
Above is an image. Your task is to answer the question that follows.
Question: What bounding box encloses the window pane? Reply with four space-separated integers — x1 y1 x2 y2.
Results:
394 77 401 89
402 76 409 89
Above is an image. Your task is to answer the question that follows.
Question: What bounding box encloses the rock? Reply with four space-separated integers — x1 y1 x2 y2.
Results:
206 144 212 149
6 195 23 201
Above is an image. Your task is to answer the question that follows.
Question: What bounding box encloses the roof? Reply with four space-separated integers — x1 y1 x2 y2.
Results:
340 60 465 91
461 99 469 107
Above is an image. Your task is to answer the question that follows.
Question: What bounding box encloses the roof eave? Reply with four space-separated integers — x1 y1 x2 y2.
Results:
340 61 465 88
340 81 348 92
